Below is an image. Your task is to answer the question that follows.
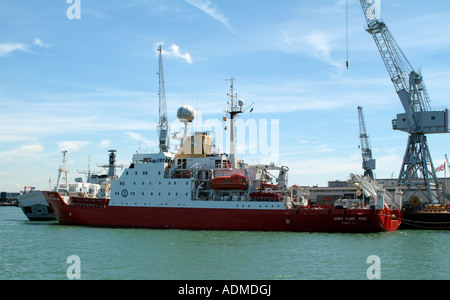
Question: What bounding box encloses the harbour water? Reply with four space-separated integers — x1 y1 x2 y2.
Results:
1 206 449 280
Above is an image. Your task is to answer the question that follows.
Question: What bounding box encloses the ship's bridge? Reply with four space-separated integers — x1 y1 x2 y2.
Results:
132 152 174 164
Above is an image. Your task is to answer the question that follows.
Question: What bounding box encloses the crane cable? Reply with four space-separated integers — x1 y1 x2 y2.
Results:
346 0 349 69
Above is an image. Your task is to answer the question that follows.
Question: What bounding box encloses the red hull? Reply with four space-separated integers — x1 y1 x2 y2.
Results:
44 191 401 233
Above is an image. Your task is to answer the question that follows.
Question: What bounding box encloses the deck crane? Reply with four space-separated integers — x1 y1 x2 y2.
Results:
359 1 449 205
360 0 450 203
357 106 375 179
157 45 170 153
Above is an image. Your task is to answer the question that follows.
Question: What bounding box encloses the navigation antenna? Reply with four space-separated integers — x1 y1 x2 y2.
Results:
157 45 170 153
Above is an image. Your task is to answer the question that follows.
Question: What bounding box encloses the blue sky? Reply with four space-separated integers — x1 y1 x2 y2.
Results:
1 0 449 192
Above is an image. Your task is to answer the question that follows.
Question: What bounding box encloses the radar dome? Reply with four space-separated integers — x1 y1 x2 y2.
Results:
177 105 195 123
238 99 244 107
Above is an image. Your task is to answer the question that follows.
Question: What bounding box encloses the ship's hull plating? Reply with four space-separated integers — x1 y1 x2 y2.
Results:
20 205 55 221
400 210 450 230
44 191 401 233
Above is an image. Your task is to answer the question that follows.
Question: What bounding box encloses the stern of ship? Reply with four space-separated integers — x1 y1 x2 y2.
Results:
382 208 402 231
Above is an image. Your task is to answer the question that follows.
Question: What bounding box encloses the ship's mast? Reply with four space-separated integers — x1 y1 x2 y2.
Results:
107 150 117 178
56 150 69 193
97 149 124 179
225 77 244 168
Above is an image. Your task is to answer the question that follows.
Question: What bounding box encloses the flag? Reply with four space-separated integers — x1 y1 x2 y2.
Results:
223 117 227 122
435 163 445 172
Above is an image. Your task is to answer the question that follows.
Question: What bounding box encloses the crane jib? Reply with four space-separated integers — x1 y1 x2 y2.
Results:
358 0 448 205
157 45 170 153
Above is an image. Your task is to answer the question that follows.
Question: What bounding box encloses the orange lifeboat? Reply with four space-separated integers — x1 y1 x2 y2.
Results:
210 174 249 190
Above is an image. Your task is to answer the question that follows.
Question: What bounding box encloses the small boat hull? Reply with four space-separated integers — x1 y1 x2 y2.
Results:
18 191 55 221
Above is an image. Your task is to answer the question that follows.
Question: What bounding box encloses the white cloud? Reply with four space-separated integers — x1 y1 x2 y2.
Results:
304 31 342 69
275 28 343 69
125 132 157 149
0 144 44 162
0 38 50 57
22 144 45 152
33 37 51 48
185 0 233 33
305 31 331 59
58 141 90 152
0 42 28 57
157 43 192 64
99 139 112 148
